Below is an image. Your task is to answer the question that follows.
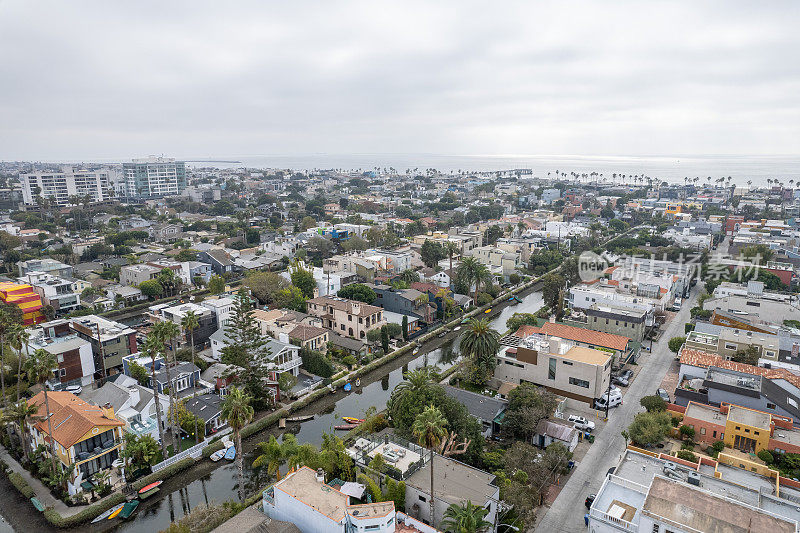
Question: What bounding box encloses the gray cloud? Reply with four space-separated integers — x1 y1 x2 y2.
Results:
0 0 798 160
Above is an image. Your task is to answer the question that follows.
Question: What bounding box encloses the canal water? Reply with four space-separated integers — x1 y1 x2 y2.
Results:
0 289 542 532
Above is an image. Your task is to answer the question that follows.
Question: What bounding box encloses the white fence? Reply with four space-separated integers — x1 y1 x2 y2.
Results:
151 427 232 472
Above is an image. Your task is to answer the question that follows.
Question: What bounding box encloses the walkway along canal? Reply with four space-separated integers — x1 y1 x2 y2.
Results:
0 287 543 533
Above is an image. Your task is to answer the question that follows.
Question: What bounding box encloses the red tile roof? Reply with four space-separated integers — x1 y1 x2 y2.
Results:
29 391 125 448
515 322 630 351
680 348 800 389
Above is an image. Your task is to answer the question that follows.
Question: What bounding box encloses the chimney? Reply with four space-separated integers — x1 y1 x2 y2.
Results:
278 332 290 344
549 337 562 355
101 402 115 420
316 468 325 483
128 386 140 406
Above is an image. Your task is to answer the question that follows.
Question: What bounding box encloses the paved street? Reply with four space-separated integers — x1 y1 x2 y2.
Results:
534 289 698 532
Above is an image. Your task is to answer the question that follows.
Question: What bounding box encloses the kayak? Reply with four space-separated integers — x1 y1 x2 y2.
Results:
334 424 359 430
210 449 225 462
92 503 124 523
355 378 361 387
343 382 352 392
31 497 44 512
484 308 492 313
120 500 139 519
108 506 124 520
342 417 364 424
138 480 163 494
224 445 236 461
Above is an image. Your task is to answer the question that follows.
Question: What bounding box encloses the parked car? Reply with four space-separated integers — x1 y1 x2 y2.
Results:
657 388 670 403
596 389 623 409
65 384 82 395
585 494 596 510
568 414 596 431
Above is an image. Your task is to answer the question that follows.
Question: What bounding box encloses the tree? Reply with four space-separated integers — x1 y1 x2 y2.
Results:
668 336 685 354
337 283 376 303
442 501 492 533
341 235 368 252
503 383 557 441
139 279 164 299
243 271 289 304
381 327 390 353
460 319 500 386
208 275 226 294
413 404 448 528
274 285 306 312
121 433 160 471
457 256 491 304
181 310 201 443
505 312 538 333
627 411 672 447
151 321 181 453
399 269 420 284
24 349 59 473
278 372 297 397
300 216 317 231
402 315 409 341
733 345 760 366
290 262 316 299
541 272 565 311
679 424 695 441
2 399 40 461
222 386 254 502
175 249 198 262
420 240 446 268
640 395 666 413
253 435 286 480
143 336 169 460
129 361 150 386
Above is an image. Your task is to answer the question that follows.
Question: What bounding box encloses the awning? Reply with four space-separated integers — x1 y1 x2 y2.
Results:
339 482 366 499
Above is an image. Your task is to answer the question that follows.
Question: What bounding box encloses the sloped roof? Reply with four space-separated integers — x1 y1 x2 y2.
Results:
536 419 576 442
289 324 328 341
442 385 506 422
516 322 630 351
29 391 125 448
680 347 800 389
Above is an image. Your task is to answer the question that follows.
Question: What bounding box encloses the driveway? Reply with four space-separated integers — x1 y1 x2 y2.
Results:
533 290 698 532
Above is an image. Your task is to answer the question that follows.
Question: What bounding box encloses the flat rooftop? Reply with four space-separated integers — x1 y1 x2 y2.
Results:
406 455 496 507
685 402 727 426
348 437 423 474
562 345 611 366
728 404 771 430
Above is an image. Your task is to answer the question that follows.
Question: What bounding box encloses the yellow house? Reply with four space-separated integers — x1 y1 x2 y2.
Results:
28 391 126 481
723 404 772 454
665 203 683 217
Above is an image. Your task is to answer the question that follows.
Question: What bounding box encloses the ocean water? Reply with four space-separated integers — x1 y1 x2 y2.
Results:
183 153 800 187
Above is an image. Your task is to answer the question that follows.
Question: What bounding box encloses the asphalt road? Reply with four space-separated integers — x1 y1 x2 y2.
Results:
533 289 698 532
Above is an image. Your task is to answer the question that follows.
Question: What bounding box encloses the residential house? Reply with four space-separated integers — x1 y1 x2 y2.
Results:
70 315 137 375
369 284 436 325
201 297 235 329
198 249 235 276
119 263 162 287
104 284 146 307
149 302 217 347
27 320 96 387
508 323 632 365
21 271 81 315
534 419 579 452
306 296 386 340
83 374 168 442
17 258 73 278
442 385 507 438
183 394 226 436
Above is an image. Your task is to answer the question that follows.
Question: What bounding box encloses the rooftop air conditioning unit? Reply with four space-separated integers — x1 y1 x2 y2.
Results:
687 472 701 486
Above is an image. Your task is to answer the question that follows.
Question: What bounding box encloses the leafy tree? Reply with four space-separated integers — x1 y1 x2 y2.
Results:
442 501 492 533
668 336 685 354
679 425 696 441
278 372 297 396
24 349 59 473
221 386 254 502
640 395 666 412
300 216 317 231
208 274 226 294
503 383 557 441
341 235 368 252
139 279 164 299
274 285 306 312
381 327 390 353
129 361 150 386
627 411 672 447
529 248 563 276
541 272 565 311
337 283 376 303
243 271 289 304
421 240 446 268
300 348 335 378
676 450 698 463
175 249 198 262
290 262 316 298
402 315 409 340
460 319 500 386
733 345 760 366
505 312 538 333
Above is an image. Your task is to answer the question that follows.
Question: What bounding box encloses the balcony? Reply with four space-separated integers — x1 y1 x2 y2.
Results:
272 355 302 373
124 416 158 437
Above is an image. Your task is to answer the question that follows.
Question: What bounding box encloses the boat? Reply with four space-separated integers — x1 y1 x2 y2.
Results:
286 414 315 422
139 487 160 500
355 378 361 387
120 500 140 519
210 449 226 462
224 445 236 461
329 384 336 394
484 308 492 313
341 417 364 424
438 331 448 338
334 424 359 430
343 382 352 392
453 326 461 331
92 504 123 523
30 497 44 512
138 480 163 494
108 505 124 520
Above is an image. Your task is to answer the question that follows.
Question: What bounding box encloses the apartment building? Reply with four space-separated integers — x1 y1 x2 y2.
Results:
20 166 114 206
27 391 125 485
70 315 137 375
507 323 632 365
17 258 73 278
306 296 385 340
569 284 668 313
200 297 235 329
588 449 800 532
121 157 186 199
494 331 612 405
28 320 95 387
0 282 44 325
565 303 650 342
149 301 217 346
119 263 162 286
21 271 81 315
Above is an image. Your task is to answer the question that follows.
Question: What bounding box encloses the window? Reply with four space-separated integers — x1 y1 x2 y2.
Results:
562 361 573 366
713 431 717 438
652 525 660 533
746 301 761 307
767 403 776 410
724 343 738 351
569 377 590 388
60 368 66 377
765 351 775 357
548 358 557 380
700 427 706 435
418 495 427 502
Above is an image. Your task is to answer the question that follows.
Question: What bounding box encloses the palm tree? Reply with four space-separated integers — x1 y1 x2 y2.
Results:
388 367 437 411
252 435 285 480
459 319 500 385
457 256 490 304
442 501 492 533
222 386 254 502
143 336 169 460
445 241 459 286
2 399 40 461
413 405 448 528
11 326 30 402
24 349 59 473
181 310 200 443
0 309 15 442
151 321 181 452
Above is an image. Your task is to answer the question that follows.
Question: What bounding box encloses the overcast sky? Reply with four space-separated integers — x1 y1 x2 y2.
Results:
1 1 798 161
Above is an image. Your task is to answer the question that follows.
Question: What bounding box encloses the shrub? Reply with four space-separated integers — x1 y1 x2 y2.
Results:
758 449 774 465
9 472 35 498
676 450 698 463
679 425 695 441
671 416 681 427
640 395 666 413
668 337 686 354
42 493 126 528
712 441 725 452
131 457 194 492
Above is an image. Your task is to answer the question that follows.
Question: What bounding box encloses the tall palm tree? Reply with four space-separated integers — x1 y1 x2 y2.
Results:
151 321 181 452
11 326 30 402
2 399 40 461
144 336 169 460
0 309 15 442
388 367 437 411
459 319 500 385
413 405 448 528
457 256 490 305
445 241 459 286
24 348 59 473
222 386 254 502
252 435 285 480
442 501 492 533
180 310 200 443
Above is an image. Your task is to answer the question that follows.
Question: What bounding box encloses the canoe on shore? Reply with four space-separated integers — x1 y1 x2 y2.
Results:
138 480 163 494
108 506 124 520
30 497 44 512
341 417 364 424
210 449 226 462
224 445 236 461
286 414 315 422
334 424 359 430
92 503 125 523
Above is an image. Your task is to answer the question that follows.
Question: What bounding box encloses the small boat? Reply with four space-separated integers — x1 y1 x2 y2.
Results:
108 505 124 520
92 504 121 522
355 378 361 387
210 449 226 462
30 497 44 512
343 382 352 392
334 424 359 430
138 480 163 494
329 384 336 394
484 308 492 313
279 418 286 429
286 414 315 422
341 417 364 424
139 487 160 500
438 331 448 338
120 500 139 519
454 326 461 331
224 445 236 461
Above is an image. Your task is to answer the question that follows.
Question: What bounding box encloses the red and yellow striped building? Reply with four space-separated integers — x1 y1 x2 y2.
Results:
0 282 44 325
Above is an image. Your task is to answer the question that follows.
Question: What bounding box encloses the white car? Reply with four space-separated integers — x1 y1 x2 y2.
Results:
568 414 596 431
65 384 82 395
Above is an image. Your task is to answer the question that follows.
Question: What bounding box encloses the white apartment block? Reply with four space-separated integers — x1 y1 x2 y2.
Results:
20 166 114 206
122 157 186 199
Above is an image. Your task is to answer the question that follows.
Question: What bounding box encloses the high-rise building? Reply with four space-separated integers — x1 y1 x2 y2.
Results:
19 166 114 206
121 157 186 199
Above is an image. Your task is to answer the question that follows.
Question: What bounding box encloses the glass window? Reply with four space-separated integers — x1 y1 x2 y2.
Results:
548 358 556 380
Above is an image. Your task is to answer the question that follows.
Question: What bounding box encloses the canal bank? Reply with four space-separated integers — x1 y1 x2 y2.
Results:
0 284 543 532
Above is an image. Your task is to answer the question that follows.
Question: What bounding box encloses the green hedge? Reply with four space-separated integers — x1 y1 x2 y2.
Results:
42 493 126 528
8 472 35 498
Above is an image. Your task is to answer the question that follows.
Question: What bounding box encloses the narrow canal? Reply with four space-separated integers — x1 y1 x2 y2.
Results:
0 288 542 532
